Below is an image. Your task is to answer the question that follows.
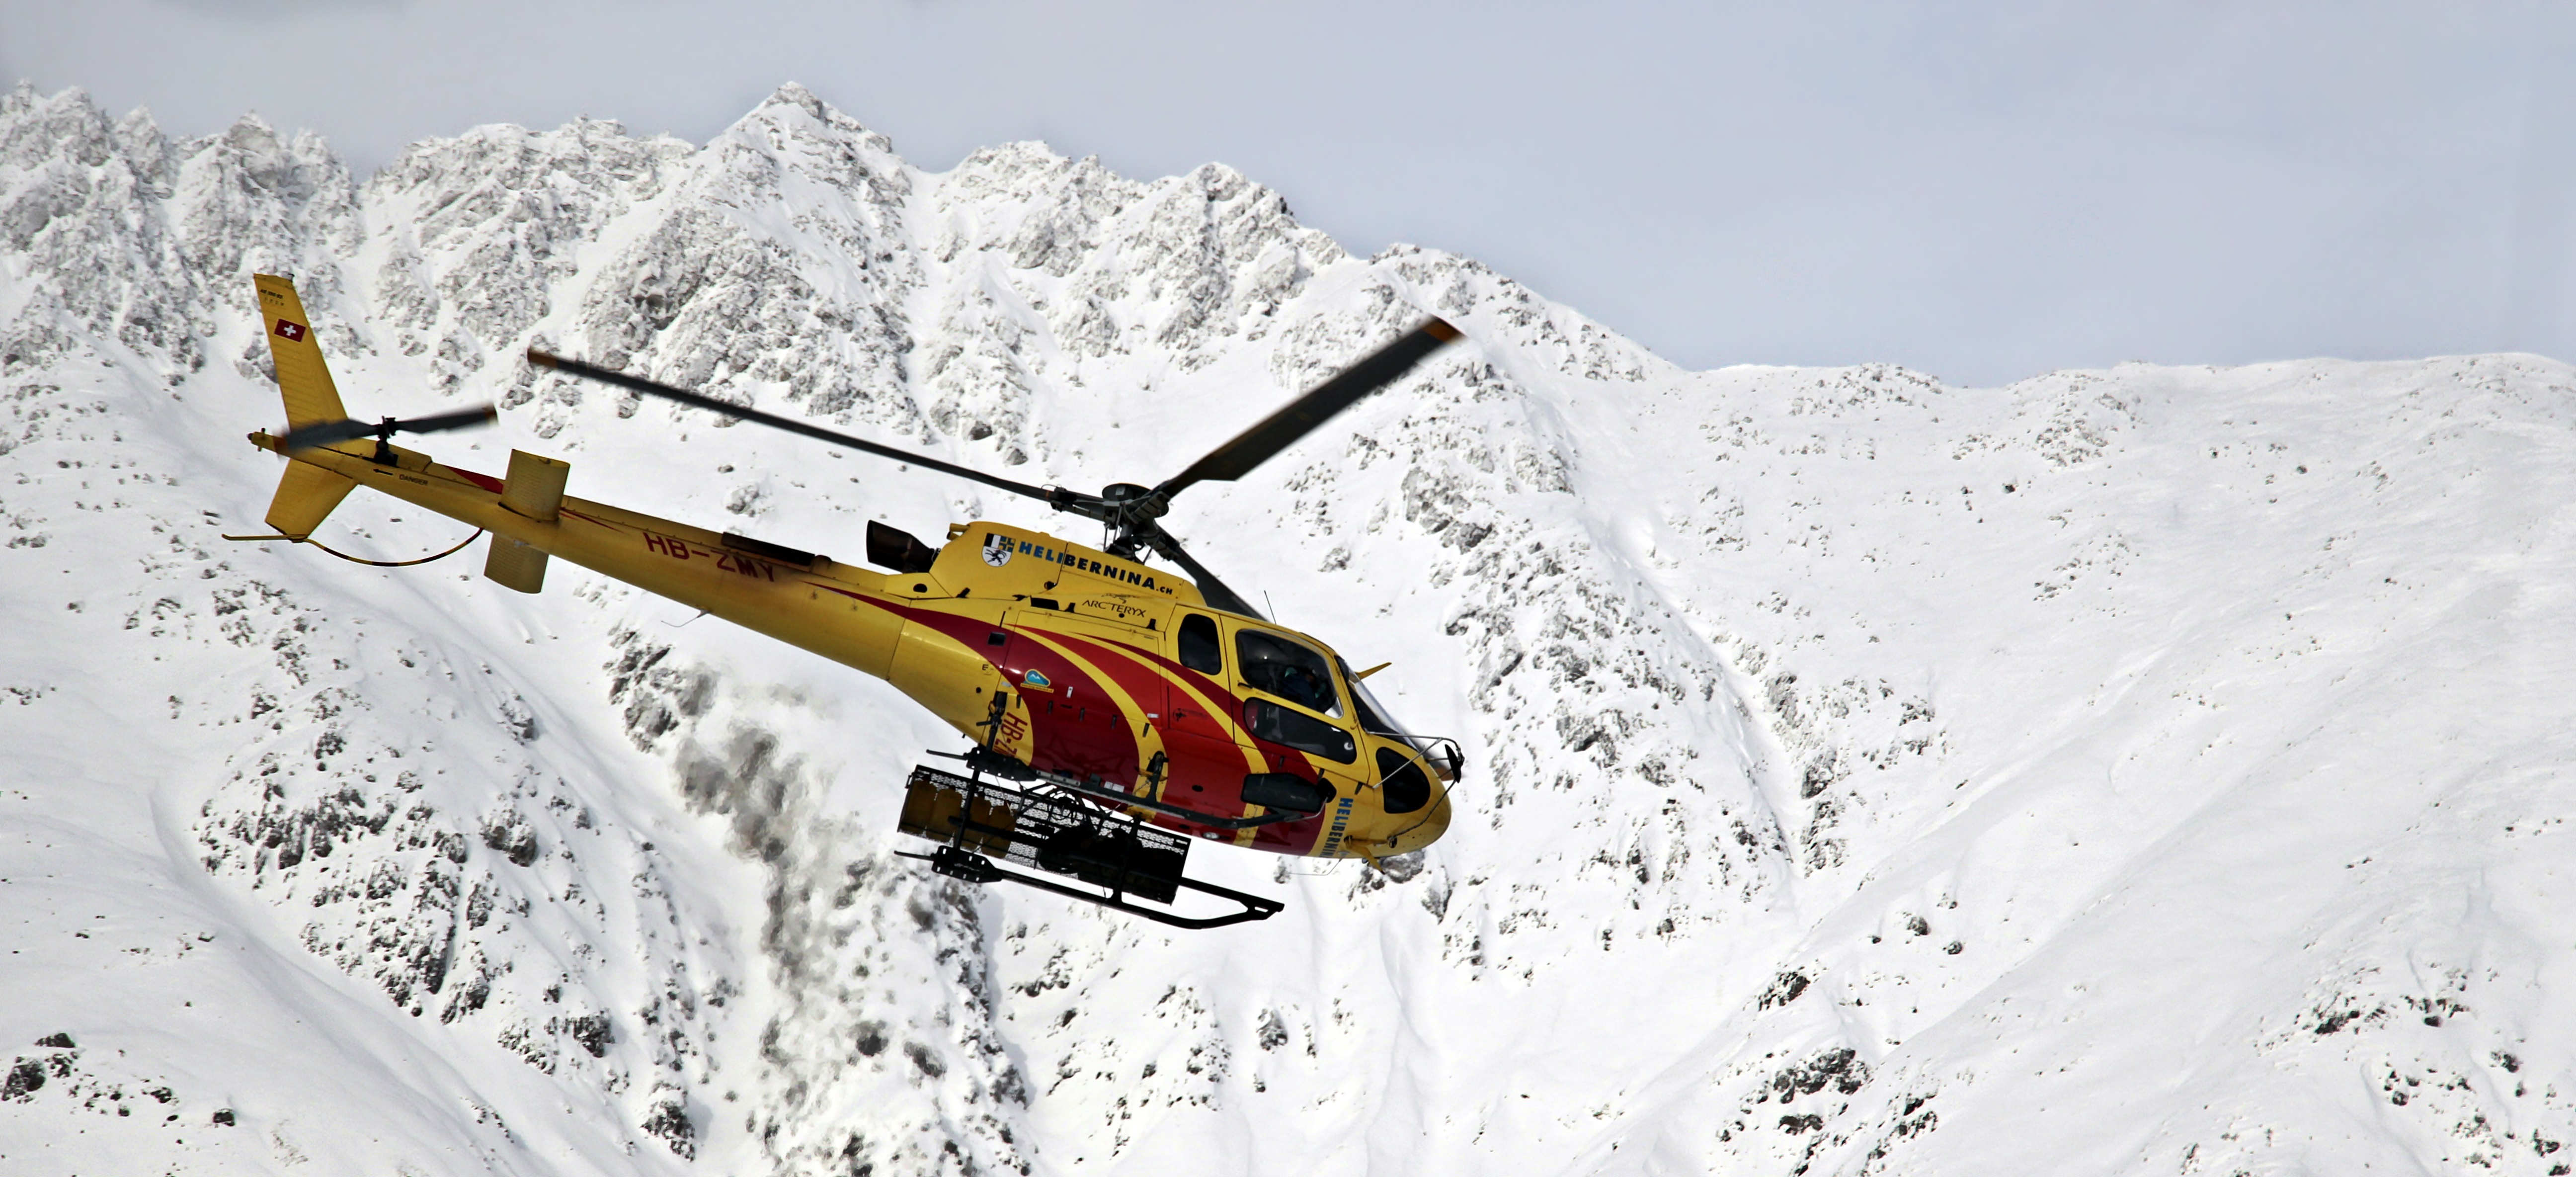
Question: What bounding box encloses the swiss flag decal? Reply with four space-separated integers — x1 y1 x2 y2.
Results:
273 319 307 342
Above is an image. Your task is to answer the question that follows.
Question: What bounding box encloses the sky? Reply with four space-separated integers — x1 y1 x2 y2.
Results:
2 0 2570 386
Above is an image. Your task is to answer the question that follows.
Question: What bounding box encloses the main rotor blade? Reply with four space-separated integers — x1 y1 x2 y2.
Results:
1130 523 1264 620
529 350 1065 505
280 404 496 451
1153 318 1458 501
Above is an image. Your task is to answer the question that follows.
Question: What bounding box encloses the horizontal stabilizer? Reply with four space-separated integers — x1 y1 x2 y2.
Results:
263 460 359 540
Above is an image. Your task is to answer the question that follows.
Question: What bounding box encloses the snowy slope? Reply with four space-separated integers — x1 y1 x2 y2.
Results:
4 80 2575 1176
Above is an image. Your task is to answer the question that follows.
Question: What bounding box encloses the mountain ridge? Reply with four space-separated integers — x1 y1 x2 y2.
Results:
2 80 2572 1176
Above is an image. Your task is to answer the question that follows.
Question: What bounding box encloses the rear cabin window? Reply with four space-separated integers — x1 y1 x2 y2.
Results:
1236 629 1342 718
1176 613 1223 674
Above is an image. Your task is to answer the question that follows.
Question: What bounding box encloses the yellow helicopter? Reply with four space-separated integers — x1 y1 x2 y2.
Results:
236 274 1463 927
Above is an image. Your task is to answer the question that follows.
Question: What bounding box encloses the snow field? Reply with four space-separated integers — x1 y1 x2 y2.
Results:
2 81 2574 1175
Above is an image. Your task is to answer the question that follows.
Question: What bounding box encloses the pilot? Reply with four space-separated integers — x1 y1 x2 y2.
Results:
1276 663 1333 713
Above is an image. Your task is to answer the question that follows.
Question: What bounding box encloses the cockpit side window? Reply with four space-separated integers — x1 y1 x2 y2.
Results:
1176 612 1223 674
1236 629 1343 717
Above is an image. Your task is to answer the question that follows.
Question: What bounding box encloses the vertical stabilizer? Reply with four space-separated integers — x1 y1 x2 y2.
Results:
498 450 569 522
253 274 348 430
484 537 549 593
251 275 360 539
483 450 568 593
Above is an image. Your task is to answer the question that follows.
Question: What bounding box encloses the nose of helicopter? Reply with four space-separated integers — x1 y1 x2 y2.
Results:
1374 786 1453 856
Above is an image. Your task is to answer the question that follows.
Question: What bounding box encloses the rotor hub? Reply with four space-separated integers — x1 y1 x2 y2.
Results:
1100 482 1168 521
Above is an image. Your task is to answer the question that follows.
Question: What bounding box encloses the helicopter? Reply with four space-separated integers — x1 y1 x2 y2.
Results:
233 274 1466 928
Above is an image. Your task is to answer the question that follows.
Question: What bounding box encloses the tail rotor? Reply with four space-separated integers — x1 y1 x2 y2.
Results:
279 406 497 457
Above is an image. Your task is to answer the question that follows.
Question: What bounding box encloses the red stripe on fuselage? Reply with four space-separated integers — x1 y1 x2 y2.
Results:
798 591 1329 852
1113 640 1341 779
450 467 503 494
1046 632 1231 748
1046 631 1257 826
1063 635 1336 852
816 594 1146 801
1000 633 1138 787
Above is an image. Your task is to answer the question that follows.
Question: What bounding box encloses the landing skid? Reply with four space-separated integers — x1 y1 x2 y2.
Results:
893 765 1284 929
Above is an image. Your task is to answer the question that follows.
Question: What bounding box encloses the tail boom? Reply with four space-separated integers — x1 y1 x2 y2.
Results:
248 433 910 679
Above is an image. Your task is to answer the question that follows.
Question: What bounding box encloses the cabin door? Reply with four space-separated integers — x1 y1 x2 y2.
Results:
998 608 1138 787
1154 608 1254 812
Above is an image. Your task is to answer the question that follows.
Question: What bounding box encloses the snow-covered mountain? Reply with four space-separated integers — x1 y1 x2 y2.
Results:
4 80 2575 1176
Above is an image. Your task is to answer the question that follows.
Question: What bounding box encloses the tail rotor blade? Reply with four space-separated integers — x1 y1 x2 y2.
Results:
399 405 502 436
1153 318 1458 502
280 404 496 452
278 419 377 451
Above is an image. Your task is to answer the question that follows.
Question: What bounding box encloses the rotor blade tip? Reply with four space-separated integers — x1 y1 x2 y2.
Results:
526 348 559 368
1423 318 1460 342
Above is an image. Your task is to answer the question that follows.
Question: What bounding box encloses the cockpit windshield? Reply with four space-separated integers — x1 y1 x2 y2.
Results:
1342 660 1415 742
1342 659 1464 787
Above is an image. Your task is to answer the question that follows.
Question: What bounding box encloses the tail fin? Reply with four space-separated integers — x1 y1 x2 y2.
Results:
253 274 348 430
253 274 359 539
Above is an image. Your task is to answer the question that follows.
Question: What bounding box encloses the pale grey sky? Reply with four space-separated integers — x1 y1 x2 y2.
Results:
3 0 2567 385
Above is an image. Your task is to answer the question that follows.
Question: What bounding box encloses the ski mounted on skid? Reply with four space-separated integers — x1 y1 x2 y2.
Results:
893 765 1284 929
